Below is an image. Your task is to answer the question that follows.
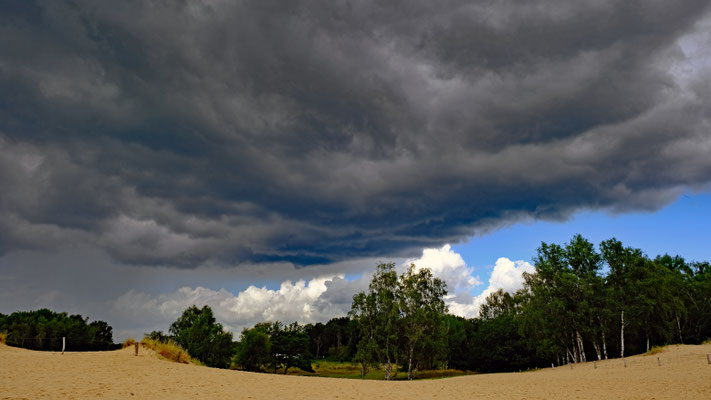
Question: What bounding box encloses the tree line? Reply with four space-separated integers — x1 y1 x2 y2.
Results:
0 309 115 351
3 234 708 376
231 235 710 376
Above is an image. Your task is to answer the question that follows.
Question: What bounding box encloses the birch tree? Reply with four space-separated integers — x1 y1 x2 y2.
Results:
398 264 447 379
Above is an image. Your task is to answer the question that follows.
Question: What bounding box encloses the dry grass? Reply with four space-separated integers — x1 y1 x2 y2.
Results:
645 345 667 356
0 331 7 345
121 337 136 349
140 337 201 366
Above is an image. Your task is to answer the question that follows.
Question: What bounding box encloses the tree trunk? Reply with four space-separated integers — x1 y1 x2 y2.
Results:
576 330 586 363
566 345 574 364
646 334 650 352
675 314 683 343
620 310 625 358
593 342 601 361
601 326 608 359
384 342 392 380
407 344 415 380
597 315 608 359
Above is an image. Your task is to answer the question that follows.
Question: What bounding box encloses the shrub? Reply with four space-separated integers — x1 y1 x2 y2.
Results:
0 331 7 345
122 338 136 349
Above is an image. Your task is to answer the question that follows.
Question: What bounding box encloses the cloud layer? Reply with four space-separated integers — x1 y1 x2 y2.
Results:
1 1 710 267
102 245 530 337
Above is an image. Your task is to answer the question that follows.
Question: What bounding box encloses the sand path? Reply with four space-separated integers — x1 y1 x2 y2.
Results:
1 343 710 399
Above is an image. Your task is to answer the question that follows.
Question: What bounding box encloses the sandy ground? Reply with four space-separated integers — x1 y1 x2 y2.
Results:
1 343 710 399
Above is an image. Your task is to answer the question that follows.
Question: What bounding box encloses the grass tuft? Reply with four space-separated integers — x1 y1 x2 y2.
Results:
0 331 7 345
644 345 666 356
122 337 136 348
140 337 201 366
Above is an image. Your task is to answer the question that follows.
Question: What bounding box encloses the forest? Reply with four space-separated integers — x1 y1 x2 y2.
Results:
0 309 116 351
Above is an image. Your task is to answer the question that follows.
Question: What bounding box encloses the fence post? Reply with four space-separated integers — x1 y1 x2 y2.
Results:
657 357 661 366
135 342 139 356
706 354 710 365
62 337 65 355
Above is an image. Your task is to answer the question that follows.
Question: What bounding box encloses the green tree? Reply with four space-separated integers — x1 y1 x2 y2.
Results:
169 305 234 368
234 325 272 371
398 264 448 379
350 263 401 380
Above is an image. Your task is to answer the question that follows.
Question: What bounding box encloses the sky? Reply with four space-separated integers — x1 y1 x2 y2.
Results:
1 1 710 340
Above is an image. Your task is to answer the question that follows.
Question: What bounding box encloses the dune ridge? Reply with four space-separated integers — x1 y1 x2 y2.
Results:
1 343 710 399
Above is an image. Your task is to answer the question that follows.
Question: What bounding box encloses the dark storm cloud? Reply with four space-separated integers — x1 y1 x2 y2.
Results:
1 0 710 266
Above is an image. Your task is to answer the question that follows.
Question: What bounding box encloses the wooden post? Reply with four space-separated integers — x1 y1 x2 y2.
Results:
177 351 181 363
657 357 661 366
135 342 139 356
706 354 710 365
62 337 65 355
623 359 627 368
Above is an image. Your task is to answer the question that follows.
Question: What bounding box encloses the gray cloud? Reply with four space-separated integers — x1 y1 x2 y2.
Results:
0 0 710 268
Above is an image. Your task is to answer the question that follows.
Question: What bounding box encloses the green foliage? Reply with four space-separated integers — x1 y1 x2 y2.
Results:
169 305 234 368
0 309 116 351
234 326 271 371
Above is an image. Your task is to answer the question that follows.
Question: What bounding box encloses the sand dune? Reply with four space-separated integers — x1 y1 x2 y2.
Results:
1 343 710 399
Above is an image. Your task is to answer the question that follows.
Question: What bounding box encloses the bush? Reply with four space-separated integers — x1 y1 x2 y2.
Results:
0 331 7 345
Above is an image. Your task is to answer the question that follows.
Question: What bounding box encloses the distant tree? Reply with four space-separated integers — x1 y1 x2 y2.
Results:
0 309 116 351
480 289 517 320
234 325 272 371
169 305 234 368
144 330 170 342
351 263 401 380
274 322 314 374
351 262 449 380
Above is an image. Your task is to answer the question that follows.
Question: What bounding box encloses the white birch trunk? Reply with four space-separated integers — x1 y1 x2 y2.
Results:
576 330 586 363
600 324 608 359
676 315 683 343
620 310 625 358
597 315 608 360
593 342 601 360
407 345 415 380
384 342 392 380
646 334 650 352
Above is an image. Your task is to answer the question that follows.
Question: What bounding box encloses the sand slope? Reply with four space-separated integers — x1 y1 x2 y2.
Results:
1 343 710 399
